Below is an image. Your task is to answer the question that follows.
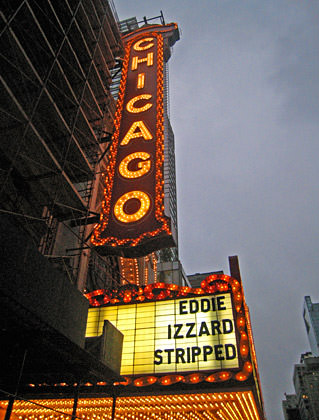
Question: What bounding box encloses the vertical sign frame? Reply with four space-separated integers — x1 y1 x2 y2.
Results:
91 24 179 257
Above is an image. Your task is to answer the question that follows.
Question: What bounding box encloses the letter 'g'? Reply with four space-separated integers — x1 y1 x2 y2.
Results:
118 152 151 179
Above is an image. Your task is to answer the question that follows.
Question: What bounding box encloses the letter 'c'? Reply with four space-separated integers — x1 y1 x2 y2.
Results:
133 37 154 51
126 94 152 113
114 191 150 223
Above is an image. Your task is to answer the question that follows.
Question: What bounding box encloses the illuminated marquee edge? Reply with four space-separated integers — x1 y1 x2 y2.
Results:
91 30 172 249
85 274 254 387
6 391 262 420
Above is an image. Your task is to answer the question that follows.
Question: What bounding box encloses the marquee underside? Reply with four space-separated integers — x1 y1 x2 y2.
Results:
3 391 261 420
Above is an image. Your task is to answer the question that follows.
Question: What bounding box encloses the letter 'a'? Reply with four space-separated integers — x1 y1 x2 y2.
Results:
120 121 153 146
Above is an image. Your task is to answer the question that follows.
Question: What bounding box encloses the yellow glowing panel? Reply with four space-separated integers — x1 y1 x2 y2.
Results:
86 293 239 376
135 321 155 329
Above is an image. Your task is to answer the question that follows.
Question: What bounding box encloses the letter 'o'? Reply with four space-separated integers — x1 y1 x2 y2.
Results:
114 191 150 223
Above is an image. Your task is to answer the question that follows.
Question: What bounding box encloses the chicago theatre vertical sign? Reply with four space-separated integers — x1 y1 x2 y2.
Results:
91 24 179 257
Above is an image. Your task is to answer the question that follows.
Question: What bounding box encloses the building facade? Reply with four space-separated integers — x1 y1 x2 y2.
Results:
283 297 319 420
282 394 301 420
293 354 319 420
303 296 319 357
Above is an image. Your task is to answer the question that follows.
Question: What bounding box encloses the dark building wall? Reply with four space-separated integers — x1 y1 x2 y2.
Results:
188 271 223 289
292 356 319 420
282 394 301 420
303 296 319 357
0 216 88 348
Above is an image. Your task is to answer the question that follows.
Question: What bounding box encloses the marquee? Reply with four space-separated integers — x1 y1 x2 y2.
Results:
86 293 238 375
85 274 255 386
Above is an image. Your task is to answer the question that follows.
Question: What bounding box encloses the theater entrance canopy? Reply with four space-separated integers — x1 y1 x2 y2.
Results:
3 391 262 420
2 275 265 419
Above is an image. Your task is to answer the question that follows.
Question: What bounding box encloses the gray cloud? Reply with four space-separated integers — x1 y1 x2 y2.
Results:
271 2 319 123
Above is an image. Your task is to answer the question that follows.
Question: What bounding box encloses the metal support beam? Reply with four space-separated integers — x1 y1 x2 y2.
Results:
111 393 117 420
4 397 14 420
71 383 80 420
3 349 28 420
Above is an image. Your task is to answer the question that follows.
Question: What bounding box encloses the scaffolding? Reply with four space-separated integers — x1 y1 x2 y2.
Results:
0 0 124 290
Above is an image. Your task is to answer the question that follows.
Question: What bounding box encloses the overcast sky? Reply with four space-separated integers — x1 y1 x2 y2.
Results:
114 1 319 419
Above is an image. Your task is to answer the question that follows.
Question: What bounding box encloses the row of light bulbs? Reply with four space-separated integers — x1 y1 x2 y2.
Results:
9 391 259 420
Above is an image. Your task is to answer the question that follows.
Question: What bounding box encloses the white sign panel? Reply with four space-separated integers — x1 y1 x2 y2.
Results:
86 293 239 376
